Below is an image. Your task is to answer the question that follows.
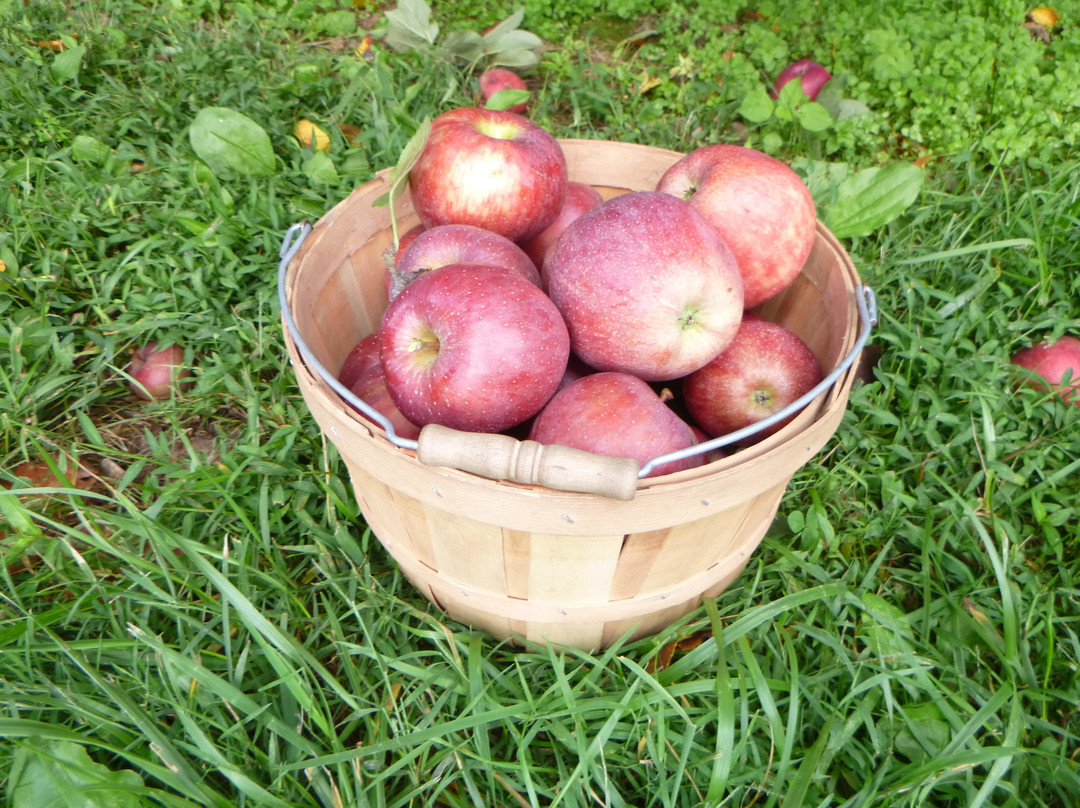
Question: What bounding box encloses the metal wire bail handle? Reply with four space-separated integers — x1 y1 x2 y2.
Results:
279 222 877 497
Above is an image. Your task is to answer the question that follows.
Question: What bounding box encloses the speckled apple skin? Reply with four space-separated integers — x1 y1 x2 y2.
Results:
380 264 571 433
683 315 823 441
529 371 704 477
656 144 817 309
408 107 567 243
543 191 745 382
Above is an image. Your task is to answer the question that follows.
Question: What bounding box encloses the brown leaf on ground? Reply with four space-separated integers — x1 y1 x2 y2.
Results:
646 629 714 673
1022 21 1053 43
5 455 96 491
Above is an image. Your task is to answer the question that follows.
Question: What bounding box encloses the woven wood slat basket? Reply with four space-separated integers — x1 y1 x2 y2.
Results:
281 139 865 651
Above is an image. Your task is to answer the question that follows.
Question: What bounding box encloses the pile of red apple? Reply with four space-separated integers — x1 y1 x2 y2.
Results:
337 105 831 477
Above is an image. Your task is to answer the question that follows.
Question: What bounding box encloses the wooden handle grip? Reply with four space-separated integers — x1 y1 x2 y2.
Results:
416 424 640 501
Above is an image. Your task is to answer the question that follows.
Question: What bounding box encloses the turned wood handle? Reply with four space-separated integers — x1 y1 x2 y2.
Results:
416 424 641 501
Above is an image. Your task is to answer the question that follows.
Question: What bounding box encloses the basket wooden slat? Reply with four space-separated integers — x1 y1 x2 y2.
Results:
282 139 865 650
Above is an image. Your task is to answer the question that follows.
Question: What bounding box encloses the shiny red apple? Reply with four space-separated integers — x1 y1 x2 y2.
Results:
683 314 823 442
478 67 528 115
772 59 832 101
1012 336 1080 405
337 333 421 439
128 342 192 400
408 107 568 243
529 371 703 477
656 144 817 309
521 181 605 274
392 224 540 296
379 264 570 433
544 190 744 381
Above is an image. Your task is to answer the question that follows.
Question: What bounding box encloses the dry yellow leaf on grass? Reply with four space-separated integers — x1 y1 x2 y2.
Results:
294 118 331 151
1029 6 1060 27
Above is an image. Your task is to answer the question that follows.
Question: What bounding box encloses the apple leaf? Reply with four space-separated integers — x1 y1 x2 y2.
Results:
441 29 485 63
737 88 775 123
484 88 530 111
9 740 144 808
373 117 431 244
383 0 439 53
188 107 275 177
824 162 924 238
482 8 527 42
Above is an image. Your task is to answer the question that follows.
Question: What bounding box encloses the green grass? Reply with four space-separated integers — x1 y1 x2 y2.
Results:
2 0 1080 806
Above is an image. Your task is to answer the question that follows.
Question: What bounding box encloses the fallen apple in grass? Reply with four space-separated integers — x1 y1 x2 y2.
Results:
392 223 541 297
544 190 744 381
683 314 823 442
1011 336 1080 405
338 333 421 439
379 264 571 433
408 106 568 243
772 59 831 101
529 371 703 477
478 67 528 115
656 144 817 309
128 342 191 400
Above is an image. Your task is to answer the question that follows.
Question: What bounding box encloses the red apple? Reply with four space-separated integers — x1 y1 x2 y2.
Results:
772 59 832 101
683 314 823 441
690 425 727 464
393 224 540 293
394 224 425 266
128 342 191 400
338 333 422 440
520 181 605 273
478 67 528 115
379 264 570 433
529 371 703 477
1012 336 1080 405
408 107 568 243
656 144 817 309
543 190 744 381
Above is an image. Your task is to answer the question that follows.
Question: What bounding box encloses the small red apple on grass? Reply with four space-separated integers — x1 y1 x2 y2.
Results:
390 223 541 298
520 180 604 273
683 314 823 442
408 107 568 243
379 264 570 433
128 342 192 400
478 67 528 115
529 371 704 477
1011 336 1080 405
772 59 832 101
544 190 745 381
338 333 421 440
656 144 817 309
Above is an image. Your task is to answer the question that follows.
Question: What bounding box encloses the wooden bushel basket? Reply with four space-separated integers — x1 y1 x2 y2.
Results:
279 140 870 651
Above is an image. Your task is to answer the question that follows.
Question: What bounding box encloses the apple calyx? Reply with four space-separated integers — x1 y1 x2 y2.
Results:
678 305 703 331
752 389 773 407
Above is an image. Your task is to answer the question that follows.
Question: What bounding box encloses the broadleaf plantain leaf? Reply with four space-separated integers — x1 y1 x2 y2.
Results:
824 162 924 238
